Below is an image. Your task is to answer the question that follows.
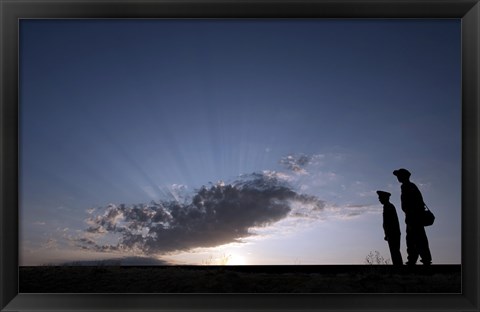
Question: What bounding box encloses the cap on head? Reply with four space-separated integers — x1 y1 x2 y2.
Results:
393 168 411 178
376 190 391 199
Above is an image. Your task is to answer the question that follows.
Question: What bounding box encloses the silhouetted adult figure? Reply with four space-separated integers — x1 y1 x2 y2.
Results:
376 191 403 266
393 168 432 265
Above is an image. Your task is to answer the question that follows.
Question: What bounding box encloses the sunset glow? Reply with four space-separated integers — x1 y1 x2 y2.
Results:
226 254 247 266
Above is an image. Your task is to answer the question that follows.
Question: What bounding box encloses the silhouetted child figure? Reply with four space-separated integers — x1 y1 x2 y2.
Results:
377 191 403 266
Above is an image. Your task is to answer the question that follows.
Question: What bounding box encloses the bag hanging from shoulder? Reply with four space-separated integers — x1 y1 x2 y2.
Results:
423 205 435 226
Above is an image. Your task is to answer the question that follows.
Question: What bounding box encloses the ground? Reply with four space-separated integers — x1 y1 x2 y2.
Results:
19 265 461 293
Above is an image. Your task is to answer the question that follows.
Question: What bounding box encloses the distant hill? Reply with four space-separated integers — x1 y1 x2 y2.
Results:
60 256 171 266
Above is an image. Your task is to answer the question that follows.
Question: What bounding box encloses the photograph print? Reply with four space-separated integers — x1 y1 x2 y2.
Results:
19 18 461 293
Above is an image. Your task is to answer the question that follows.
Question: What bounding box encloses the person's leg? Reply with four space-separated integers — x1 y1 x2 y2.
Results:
416 226 432 265
389 235 403 265
405 225 419 265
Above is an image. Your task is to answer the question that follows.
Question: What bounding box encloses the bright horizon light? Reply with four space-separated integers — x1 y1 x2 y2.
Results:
226 254 247 266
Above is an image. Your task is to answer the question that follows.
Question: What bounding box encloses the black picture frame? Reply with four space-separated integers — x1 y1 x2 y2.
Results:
1 0 478 311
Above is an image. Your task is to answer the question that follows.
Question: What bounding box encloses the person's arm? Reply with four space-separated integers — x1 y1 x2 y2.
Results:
383 219 388 240
415 184 426 207
400 184 408 213
383 209 390 241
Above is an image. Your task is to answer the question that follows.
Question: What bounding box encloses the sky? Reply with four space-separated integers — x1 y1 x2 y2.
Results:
19 19 461 266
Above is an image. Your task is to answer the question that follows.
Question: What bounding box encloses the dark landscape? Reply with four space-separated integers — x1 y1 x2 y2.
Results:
19 265 461 293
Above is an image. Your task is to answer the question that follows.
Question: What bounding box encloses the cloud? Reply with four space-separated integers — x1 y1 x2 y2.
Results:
86 208 96 214
324 203 380 220
76 172 327 255
280 154 311 174
41 238 58 249
73 152 380 256
279 153 338 176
